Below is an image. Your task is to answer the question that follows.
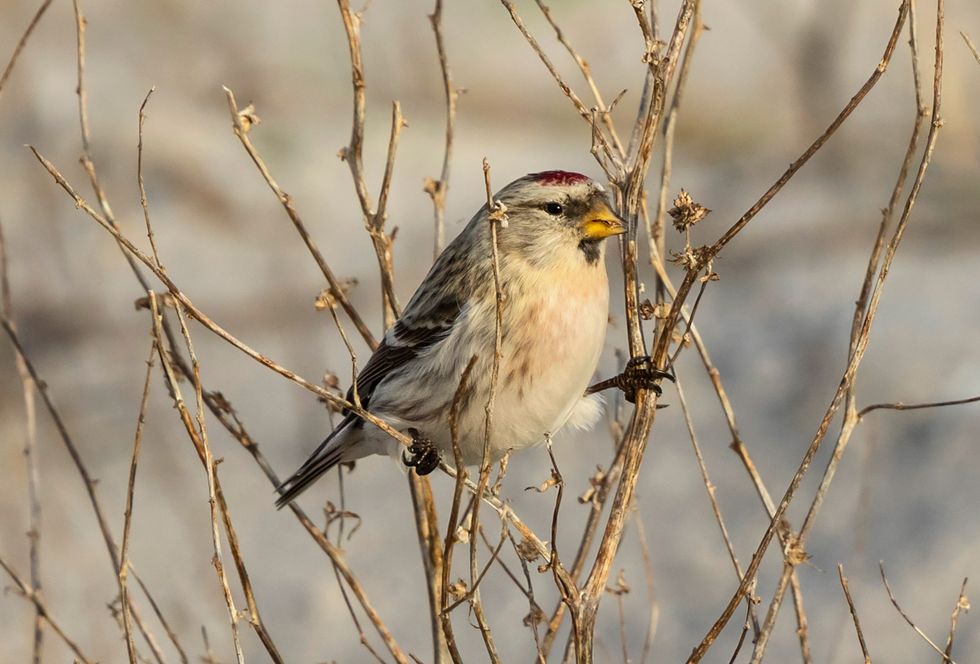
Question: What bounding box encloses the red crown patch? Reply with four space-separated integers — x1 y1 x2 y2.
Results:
530 170 591 186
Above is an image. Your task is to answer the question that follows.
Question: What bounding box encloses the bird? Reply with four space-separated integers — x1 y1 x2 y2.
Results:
275 170 668 508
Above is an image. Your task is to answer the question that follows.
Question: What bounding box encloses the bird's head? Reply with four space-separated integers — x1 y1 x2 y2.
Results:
486 171 624 268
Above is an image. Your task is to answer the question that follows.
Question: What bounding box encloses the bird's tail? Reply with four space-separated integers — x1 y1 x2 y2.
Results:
275 416 357 509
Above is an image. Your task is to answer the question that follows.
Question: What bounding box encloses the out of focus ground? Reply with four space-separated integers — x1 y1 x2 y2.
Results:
1 1 978 662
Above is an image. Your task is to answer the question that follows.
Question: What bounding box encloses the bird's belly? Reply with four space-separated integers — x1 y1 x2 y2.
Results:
469 280 609 460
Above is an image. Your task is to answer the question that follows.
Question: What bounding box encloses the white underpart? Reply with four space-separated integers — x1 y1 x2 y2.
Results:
564 393 605 431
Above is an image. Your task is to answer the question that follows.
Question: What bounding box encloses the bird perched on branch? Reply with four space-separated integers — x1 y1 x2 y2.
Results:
276 171 669 507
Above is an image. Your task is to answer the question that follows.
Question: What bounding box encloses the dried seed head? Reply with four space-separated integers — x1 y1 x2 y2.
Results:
668 189 711 232
669 244 714 273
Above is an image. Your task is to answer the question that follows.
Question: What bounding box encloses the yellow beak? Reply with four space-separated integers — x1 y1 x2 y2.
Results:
579 202 626 240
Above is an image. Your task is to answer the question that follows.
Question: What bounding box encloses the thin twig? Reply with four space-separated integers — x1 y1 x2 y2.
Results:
137 88 160 267
156 297 245 664
0 0 54 102
155 298 286 664
567 6 697 660
651 1 703 282
0 554 93 664
440 355 477 664
674 375 756 620
119 340 157 664
858 395 980 419
425 0 458 258
749 4 928 658
880 563 957 663
336 0 404 325
332 13 447 658
838 565 872 663
942 578 970 662
463 158 507 664
0 316 167 664
533 0 627 159
0 219 44 664
222 86 377 349
688 2 937 657
961 31 980 64
498 0 620 179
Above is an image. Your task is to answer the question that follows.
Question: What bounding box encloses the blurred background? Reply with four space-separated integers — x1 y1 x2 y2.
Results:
1 0 978 662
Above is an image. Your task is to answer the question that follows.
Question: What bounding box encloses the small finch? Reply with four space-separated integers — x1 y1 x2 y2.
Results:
276 170 665 507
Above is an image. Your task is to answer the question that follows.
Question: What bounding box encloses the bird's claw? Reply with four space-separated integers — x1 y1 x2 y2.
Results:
617 356 674 404
402 428 440 476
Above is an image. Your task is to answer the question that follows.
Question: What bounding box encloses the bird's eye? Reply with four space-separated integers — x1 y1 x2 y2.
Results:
544 202 564 216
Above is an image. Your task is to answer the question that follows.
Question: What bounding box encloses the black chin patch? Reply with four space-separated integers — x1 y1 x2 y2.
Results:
579 239 601 265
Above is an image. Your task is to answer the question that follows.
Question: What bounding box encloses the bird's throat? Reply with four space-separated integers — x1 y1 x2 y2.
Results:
578 239 602 265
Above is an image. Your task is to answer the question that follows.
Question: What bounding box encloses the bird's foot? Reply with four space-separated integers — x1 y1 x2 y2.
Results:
402 428 440 476
614 356 675 404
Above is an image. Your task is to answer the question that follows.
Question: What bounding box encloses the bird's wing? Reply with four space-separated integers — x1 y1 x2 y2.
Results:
277 285 466 508
345 277 468 414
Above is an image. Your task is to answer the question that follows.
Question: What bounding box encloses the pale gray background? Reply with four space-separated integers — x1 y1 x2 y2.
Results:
1 0 979 662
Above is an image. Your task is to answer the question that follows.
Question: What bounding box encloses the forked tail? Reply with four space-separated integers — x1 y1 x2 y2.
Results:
275 416 357 508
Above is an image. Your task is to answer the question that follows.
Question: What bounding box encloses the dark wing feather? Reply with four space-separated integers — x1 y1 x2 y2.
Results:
344 292 462 415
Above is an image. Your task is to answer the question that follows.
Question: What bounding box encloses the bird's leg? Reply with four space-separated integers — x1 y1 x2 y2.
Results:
402 427 440 476
586 355 675 404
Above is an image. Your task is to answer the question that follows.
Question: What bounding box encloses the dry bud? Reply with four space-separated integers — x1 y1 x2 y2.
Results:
638 298 656 320
606 569 631 596
422 176 442 197
523 605 546 628
578 466 607 504
236 103 261 133
668 189 710 232
448 580 468 600
314 278 357 311
488 201 509 228
516 537 541 563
